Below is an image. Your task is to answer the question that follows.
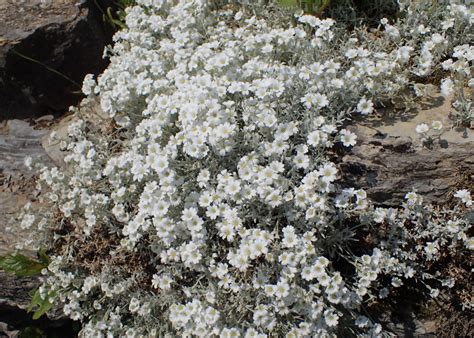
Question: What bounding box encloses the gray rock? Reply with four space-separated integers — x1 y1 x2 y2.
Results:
0 0 113 119
0 273 77 337
340 92 474 206
0 119 52 174
0 119 53 257
0 272 40 310
42 100 109 167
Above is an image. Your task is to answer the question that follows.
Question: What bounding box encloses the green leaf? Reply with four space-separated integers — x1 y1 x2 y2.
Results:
27 289 43 313
278 0 332 14
0 252 47 277
105 7 127 29
38 248 51 265
32 297 54 320
278 0 299 7
27 289 57 320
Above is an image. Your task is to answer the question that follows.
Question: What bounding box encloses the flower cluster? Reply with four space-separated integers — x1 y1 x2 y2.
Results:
18 1 472 336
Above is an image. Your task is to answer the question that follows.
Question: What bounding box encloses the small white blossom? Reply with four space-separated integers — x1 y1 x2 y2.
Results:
440 78 454 97
129 298 140 313
339 129 357 147
357 97 374 115
415 123 429 134
431 120 443 131
454 189 472 207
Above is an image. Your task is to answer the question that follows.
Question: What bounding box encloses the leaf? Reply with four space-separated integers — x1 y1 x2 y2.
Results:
278 0 332 15
32 297 54 320
27 289 43 313
105 7 127 29
315 0 331 15
278 0 299 8
38 248 51 266
27 289 57 320
0 252 47 277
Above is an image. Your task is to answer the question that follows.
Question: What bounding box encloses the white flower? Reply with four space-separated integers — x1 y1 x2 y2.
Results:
440 78 454 97
339 129 357 147
307 130 321 147
301 93 329 109
224 179 241 196
206 205 220 220
431 120 443 131
405 191 421 206
282 226 298 248
446 220 460 233
424 241 439 256
324 310 339 327
357 97 374 115
152 274 173 290
417 24 430 34
415 123 429 134
197 169 210 188
274 281 290 298
129 298 140 313
318 163 337 182
293 154 310 169
454 189 472 206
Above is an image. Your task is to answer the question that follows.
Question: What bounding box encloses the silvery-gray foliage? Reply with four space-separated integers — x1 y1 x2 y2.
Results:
18 1 472 336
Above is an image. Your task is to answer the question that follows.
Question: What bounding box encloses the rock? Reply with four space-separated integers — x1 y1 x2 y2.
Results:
0 119 53 173
386 317 437 338
0 119 54 257
0 272 39 337
40 114 76 168
0 273 78 338
0 273 40 309
0 0 113 120
41 99 110 167
0 321 19 338
0 190 33 257
340 91 474 206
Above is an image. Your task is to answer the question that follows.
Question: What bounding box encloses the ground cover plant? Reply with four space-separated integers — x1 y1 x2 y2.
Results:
11 0 473 336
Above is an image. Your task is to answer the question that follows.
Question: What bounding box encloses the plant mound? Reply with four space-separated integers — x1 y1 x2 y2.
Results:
18 1 473 336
